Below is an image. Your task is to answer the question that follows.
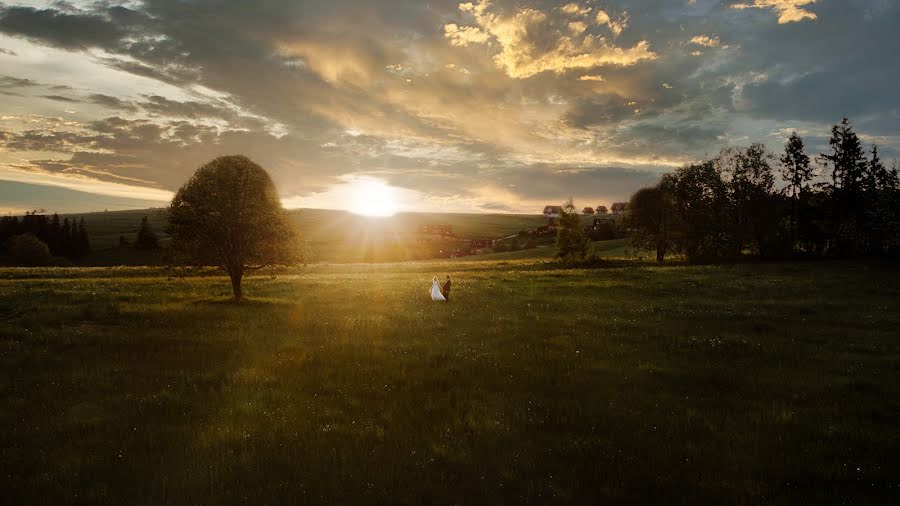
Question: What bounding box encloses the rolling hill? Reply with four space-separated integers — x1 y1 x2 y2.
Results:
63 208 563 265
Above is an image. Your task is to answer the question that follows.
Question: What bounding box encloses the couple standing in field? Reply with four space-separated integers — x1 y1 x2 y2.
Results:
431 275 452 302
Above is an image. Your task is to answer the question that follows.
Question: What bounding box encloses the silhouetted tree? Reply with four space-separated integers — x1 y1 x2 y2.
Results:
555 198 588 261
715 143 777 255
820 118 868 255
0 213 89 263
3 233 53 266
664 161 729 262
168 155 301 300
75 218 91 257
135 216 159 249
627 184 672 262
780 132 813 248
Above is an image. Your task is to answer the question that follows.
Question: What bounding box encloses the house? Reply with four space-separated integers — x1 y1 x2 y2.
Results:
610 202 629 215
582 207 595 214
595 205 608 214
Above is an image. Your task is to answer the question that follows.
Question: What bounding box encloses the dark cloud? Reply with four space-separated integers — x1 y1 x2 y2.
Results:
39 94 80 103
0 75 37 87
0 5 127 49
88 93 138 111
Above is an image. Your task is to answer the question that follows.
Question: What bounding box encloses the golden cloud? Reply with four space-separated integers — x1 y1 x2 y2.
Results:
443 0 656 79
690 34 722 47
732 0 817 24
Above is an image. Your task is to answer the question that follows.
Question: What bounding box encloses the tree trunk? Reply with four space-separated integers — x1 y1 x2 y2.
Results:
229 269 243 301
656 241 666 263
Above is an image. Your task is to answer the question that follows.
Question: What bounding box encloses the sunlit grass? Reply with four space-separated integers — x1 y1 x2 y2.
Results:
1 259 898 503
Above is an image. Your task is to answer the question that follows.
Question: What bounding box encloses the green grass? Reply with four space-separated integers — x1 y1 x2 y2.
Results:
1 259 898 504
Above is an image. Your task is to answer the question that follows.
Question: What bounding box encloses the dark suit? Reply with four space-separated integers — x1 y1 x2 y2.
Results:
442 278 451 301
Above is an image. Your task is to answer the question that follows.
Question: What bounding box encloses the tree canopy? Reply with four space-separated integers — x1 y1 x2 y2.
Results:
168 155 301 299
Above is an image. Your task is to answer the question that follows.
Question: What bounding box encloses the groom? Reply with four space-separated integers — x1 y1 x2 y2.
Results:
442 275 452 301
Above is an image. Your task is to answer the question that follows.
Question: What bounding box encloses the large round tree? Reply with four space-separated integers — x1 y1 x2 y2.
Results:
168 155 300 300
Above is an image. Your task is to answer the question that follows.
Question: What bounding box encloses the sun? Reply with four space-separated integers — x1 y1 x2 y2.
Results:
349 177 400 217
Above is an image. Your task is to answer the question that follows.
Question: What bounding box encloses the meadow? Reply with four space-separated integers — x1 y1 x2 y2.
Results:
64 208 554 265
2 257 898 504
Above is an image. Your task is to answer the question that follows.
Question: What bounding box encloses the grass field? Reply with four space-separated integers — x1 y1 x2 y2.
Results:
2 258 898 504
65 208 554 264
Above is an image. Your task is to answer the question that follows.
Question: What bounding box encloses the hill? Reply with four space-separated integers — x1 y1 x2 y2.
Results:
64 208 565 265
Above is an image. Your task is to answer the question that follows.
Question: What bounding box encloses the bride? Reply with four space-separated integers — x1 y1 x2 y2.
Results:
430 276 446 301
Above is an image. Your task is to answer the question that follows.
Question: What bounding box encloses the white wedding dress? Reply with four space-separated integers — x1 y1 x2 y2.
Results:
431 280 446 301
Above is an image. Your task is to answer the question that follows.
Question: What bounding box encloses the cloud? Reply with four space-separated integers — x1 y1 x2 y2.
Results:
594 9 627 37
560 3 592 17
0 0 896 214
732 0 817 24
40 94 80 103
88 94 138 112
443 23 490 46
443 0 656 79
690 34 722 47
0 5 128 49
0 75 37 88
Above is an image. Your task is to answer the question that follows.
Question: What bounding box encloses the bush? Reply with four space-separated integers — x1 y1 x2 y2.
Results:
3 233 53 266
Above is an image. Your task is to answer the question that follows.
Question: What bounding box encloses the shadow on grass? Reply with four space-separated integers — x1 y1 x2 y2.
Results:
189 297 296 308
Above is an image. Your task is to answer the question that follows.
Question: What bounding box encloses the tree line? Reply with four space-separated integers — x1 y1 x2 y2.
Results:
625 118 899 262
0 212 91 266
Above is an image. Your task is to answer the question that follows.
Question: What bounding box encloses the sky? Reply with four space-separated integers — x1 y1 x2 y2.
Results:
0 0 898 215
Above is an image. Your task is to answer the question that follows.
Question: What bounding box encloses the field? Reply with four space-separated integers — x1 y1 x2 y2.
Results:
2 258 899 504
64 208 591 265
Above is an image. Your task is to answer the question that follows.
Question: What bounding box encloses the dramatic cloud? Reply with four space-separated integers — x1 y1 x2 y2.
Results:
443 1 656 79
0 0 896 214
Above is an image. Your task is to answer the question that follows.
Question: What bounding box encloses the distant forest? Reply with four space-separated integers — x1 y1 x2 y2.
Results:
625 118 900 262
0 212 91 266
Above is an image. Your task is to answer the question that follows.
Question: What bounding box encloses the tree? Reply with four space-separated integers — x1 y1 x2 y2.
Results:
555 198 588 262
3 233 53 266
780 132 813 248
820 118 869 255
664 161 729 262
715 144 776 255
627 184 672 262
135 216 159 249
865 147 900 255
75 218 91 257
168 155 301 300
